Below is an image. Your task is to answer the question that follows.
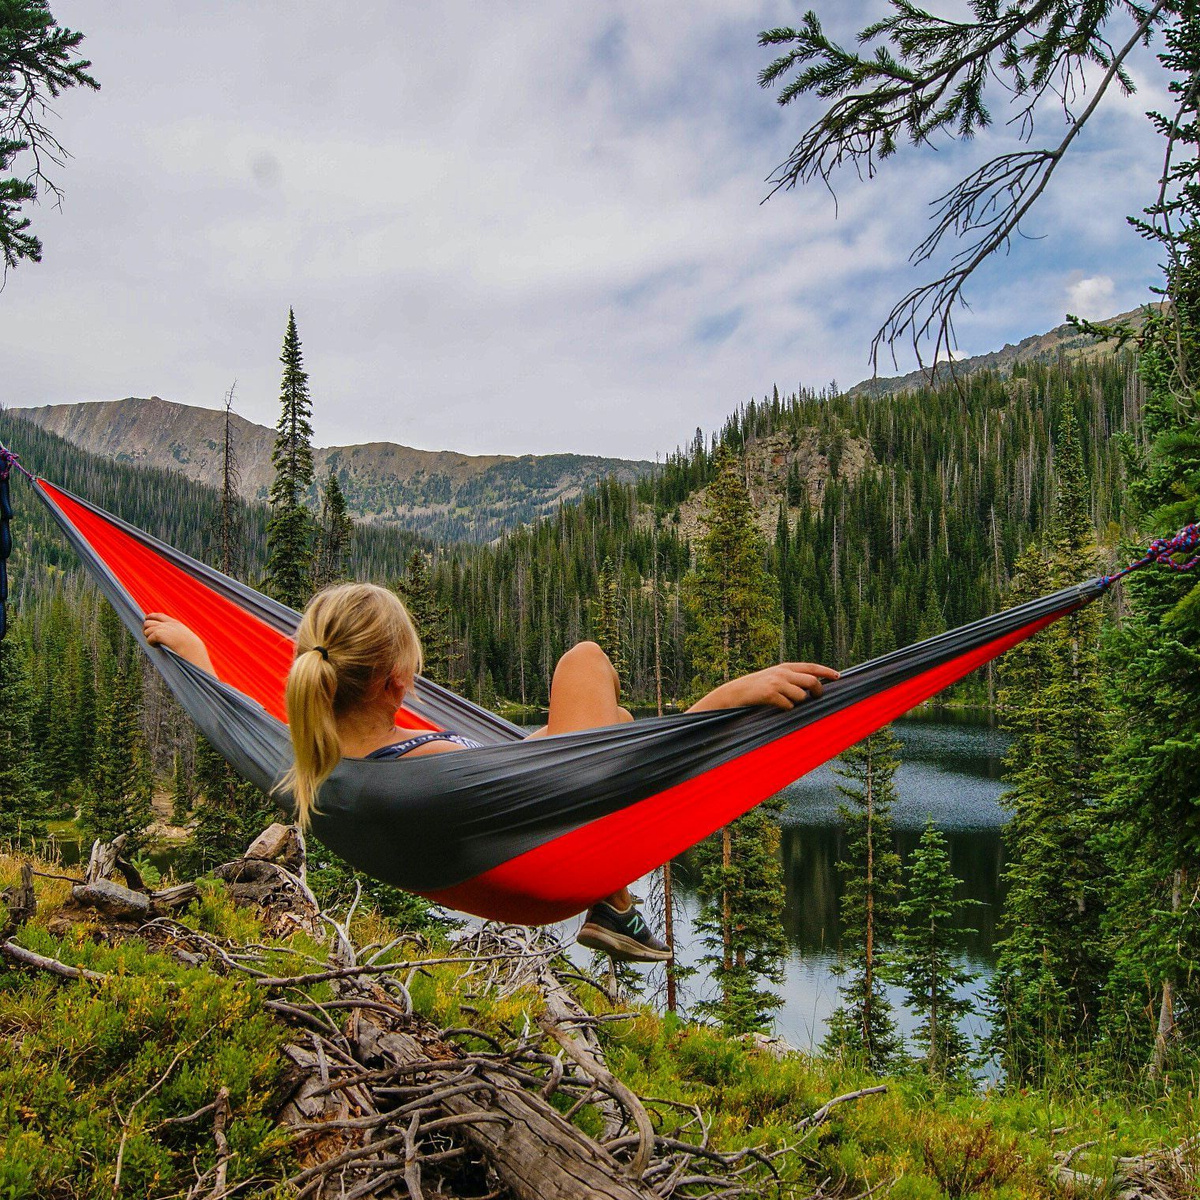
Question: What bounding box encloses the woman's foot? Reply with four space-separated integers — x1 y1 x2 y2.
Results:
577 899 671 963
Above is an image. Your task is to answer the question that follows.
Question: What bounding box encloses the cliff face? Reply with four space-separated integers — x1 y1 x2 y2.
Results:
670 427 873 543
9 397 653 543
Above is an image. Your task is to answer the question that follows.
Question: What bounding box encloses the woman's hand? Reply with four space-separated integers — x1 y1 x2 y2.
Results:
143 613 216 676
687 663 840 713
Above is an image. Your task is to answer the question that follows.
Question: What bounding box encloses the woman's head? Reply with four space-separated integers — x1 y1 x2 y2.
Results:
280 583 422 828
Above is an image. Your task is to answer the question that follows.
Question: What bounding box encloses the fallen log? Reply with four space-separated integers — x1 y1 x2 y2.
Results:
460 923 628 1139
0 938 108 983
353 1014 662 1200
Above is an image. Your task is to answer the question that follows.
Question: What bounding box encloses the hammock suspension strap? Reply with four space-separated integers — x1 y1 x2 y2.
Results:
1098 523 1200 588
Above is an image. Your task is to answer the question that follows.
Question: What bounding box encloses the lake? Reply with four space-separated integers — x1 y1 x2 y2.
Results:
620 708 1011 1052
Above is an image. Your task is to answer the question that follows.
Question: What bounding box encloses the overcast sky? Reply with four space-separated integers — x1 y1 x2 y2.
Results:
1 2 1170 459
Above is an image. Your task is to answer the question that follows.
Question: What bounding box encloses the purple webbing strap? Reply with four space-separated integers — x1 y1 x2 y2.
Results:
0 443 35 482
1098 523 1200 587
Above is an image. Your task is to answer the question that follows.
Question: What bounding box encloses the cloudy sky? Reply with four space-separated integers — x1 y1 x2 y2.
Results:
1 2 1170 459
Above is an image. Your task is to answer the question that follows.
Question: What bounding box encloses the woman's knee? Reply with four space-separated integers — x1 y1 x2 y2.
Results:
558 640 610 669
554 640 617 685
546 641 623 730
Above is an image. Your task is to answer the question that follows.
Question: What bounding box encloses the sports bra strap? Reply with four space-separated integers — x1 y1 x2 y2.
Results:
366 732 481 759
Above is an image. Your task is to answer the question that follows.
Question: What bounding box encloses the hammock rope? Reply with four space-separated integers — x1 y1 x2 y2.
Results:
1098 522 1200 585
2 433 1198 923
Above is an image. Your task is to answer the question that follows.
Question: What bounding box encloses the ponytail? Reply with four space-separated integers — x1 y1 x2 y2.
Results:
279 647 342 830
278 583 422 830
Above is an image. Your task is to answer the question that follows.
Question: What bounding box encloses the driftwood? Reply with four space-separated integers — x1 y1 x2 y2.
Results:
799 1086 889 1132
1053 1135 1200 1200
0 937 108 982
85 833 145 891
65 838 198 918
352 1013 661 1200
455 923 630 1141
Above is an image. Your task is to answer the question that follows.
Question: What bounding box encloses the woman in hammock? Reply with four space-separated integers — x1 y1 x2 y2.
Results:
144 583 838 963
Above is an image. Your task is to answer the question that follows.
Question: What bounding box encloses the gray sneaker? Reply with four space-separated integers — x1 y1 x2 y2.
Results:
577 900 672 963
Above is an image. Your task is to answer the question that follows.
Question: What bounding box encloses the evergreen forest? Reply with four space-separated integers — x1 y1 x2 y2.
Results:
4 1 1200 1196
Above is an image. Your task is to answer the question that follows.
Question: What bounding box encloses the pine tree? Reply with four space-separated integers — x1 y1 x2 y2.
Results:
80 659 153 847
898 820 976 1078
265 309 315 608
683 445 780 694
0 629 44 840
0 1 99 273
685 445 787 1032
215 381 244 578
398 551 453 688
314 468 354 590
1096 49 1200 1074
592 556 627 684
692 799 789 1033
987 400 1111 1081
823 725 903 1070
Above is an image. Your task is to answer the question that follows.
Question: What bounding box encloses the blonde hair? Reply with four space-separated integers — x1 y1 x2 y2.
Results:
279 583 422 829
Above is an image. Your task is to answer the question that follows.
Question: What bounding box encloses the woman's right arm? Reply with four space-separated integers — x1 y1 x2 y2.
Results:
686 663 840 713
143 613 217 676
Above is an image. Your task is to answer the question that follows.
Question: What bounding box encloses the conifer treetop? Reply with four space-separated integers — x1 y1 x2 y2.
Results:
0 0 100 273
271 308 315 509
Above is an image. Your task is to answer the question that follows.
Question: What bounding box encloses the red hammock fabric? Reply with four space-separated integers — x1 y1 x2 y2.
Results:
41 481 439 733
429 609 1058 922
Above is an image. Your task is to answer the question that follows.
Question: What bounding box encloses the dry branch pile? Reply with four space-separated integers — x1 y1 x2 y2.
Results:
1054 1136 1200 1200
2 827 810 1200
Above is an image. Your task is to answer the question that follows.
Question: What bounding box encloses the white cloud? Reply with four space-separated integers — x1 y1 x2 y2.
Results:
1066 275 1118 320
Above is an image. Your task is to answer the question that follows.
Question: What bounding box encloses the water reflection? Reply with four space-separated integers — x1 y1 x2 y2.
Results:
663 708 1011 1050
776 825 1006 960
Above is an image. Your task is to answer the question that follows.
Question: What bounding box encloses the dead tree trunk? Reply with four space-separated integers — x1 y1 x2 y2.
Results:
353 1017 661 1200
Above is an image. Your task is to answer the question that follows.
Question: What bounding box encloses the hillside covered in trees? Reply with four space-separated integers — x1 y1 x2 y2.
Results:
432 351 1140 708
1 345 1141 719
4 341 1141 718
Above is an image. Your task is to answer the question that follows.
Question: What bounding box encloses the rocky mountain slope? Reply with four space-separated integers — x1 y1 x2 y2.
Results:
7 397 653 543
669 427 873 543
849 306 1150 397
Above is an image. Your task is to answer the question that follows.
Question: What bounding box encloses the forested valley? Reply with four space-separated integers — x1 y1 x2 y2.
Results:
0 344 1142 782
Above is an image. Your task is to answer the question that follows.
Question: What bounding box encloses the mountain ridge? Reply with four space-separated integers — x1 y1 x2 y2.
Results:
847 306 1148 396
7 396 654 544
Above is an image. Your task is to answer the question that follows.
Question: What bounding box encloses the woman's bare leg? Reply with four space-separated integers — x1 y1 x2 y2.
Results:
527 641 635 909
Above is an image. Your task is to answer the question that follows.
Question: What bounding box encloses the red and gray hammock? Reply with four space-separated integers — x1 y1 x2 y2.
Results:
2 443 1197 924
